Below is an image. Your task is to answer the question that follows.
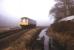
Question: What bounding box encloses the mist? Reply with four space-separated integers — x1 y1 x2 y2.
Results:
0 0 56 28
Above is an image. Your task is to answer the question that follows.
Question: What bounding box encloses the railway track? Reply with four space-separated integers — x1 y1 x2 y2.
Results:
0 29 29 50
0 29 22 39
2 28 42 50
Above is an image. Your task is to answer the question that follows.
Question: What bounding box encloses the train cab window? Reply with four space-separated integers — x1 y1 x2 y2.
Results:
21 19 28 23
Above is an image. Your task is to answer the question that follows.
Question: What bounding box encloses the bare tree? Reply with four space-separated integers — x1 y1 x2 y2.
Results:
50 0 74 22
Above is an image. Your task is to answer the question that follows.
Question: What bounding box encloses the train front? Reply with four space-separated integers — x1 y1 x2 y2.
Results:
20 17 36 29
20 17 29 29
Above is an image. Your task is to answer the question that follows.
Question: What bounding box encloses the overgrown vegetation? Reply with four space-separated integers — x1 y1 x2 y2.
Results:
48 21 74 50
3 28 42 50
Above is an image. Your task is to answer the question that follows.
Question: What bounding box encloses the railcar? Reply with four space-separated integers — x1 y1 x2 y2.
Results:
20 17 36 29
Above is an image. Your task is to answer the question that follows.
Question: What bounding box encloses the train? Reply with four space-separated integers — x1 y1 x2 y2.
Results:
20 17 36 29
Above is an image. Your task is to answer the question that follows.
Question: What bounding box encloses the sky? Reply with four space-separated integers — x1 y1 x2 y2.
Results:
0 0 56 27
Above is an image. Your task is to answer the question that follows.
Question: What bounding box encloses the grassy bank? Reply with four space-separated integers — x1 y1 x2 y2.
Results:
3 28 42 50
48 21 74 50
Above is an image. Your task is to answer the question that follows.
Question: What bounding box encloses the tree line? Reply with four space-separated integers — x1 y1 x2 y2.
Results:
50 0 74 21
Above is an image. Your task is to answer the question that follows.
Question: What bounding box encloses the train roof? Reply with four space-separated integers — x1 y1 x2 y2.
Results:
21 17 28 19
21 17 36 21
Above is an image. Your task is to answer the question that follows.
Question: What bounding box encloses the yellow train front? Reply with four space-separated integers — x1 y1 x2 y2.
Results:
20 17 36 29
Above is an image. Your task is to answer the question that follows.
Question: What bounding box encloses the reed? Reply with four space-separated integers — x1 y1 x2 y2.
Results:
48 21 74 50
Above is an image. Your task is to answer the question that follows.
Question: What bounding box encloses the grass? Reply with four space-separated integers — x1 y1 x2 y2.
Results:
48 21 74 50
3 28 42 50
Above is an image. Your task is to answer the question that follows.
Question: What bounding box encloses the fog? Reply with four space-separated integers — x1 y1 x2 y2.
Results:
0 0 56 28
0 15 20 28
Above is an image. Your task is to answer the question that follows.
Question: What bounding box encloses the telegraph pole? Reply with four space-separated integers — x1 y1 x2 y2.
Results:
64 0 70 16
